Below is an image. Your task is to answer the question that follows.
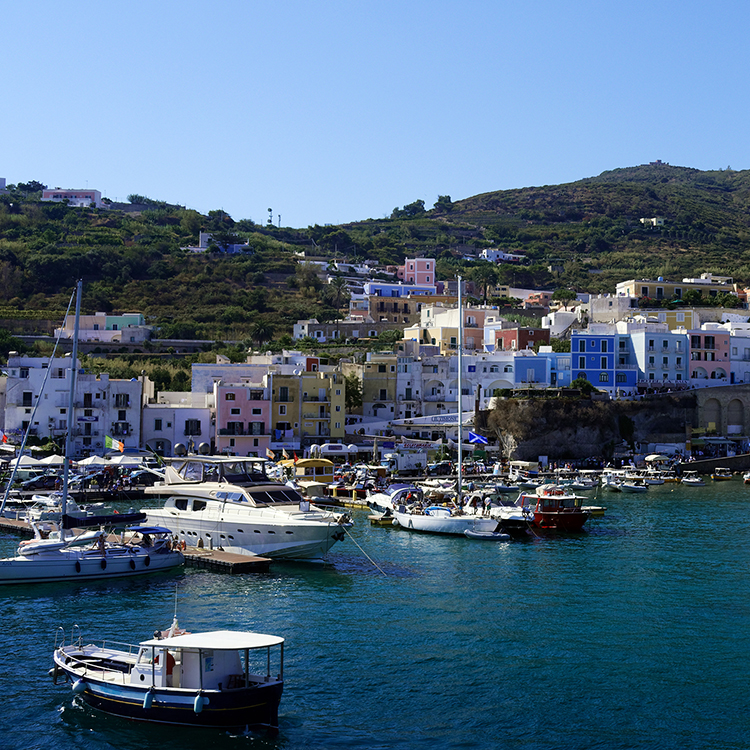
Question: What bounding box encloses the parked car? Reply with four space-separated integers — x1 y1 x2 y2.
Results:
428 461 453 476
19 473 61 491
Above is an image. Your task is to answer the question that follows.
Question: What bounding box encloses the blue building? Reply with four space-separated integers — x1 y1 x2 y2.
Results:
570 326 638 393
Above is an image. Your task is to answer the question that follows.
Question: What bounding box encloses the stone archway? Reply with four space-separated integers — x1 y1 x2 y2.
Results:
703 398 722 433
728 398 745 435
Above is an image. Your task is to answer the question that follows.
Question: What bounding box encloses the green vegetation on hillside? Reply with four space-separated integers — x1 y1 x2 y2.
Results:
2 163 750 349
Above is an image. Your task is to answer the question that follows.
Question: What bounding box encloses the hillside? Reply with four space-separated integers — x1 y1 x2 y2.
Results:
2 163 750 348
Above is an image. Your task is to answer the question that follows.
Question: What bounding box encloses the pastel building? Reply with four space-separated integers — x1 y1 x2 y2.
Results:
626 325 688 384
687 324 731 382
42 188 103 208
397 258 436 285
215 381 271 457
570 325 638 393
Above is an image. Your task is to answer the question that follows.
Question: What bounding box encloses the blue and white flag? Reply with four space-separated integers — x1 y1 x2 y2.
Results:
467 431 488 445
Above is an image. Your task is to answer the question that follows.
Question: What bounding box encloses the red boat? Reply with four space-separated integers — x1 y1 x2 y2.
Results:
519 484 590 531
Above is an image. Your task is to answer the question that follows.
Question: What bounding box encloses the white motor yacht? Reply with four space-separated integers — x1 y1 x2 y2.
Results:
143 456 351 561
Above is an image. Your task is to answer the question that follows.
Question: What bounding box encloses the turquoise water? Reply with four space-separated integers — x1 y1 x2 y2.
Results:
1 481 749 750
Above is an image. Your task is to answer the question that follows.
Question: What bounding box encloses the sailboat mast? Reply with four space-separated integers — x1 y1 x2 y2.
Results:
457 274 463 510
61 280 82 527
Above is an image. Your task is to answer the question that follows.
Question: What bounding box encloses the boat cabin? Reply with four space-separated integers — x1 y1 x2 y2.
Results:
134 631 284 691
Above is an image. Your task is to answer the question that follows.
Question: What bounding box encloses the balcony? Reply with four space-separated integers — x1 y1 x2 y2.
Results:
219 427 246 435
303 412 330 419
112 423 131 437
303 396 329 403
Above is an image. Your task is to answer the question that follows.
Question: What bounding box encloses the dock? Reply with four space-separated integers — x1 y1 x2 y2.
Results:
0 516 271 573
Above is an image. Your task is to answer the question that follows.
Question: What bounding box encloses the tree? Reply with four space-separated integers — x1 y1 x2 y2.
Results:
344 373 363 412
434 195 453 212
570 376 597 396
552 288 577 310
323 276 350 309
469 262 500 303
250 320 274 348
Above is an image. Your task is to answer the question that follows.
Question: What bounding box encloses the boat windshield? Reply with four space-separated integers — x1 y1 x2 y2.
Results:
248 488 304 505
173 459 269 484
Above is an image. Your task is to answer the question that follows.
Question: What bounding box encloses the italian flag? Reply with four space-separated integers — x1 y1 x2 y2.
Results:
105 435 124 452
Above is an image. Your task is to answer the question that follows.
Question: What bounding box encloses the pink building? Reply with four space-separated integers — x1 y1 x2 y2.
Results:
42 188 103 208
397 258 436 285
689 327 730 382
215 383 271 457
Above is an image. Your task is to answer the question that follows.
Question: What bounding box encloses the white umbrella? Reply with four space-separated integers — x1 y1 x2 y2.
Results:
8 455 41 467
76 455 110 466
40 454 66 466
106 454 144 467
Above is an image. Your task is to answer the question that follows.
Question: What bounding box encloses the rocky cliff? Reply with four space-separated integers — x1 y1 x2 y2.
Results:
483 393 697 461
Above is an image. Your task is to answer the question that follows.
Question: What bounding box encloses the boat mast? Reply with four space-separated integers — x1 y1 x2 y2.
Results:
61 280 82 535
457 274 463 511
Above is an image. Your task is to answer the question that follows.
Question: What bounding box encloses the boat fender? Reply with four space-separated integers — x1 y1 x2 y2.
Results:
100 559 107 570
48 666 62 684
143 688 155 710
72 679 87 695
144 555 150 567
75 561 81 573
129 559 136 570
194 692 209 714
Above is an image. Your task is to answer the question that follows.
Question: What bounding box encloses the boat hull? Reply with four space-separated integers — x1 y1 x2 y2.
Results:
0 547 183 585
58 670 282 730
393 511 498 536
144 506 348 561
532 510 588 532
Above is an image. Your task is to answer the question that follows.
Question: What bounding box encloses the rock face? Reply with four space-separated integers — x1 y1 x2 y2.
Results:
485 393 697 461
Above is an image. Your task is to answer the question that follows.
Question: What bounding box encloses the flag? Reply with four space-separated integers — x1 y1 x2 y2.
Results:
0 430 7 444
293 452 299 464
282 448 289 459
468 431 488 445
105 435 124 452
266 447 276 460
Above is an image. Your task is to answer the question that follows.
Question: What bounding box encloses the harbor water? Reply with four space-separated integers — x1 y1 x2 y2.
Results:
1 480 749 750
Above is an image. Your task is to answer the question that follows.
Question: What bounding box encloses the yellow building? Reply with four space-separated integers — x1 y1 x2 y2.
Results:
271 370 345 450
616 273 737 301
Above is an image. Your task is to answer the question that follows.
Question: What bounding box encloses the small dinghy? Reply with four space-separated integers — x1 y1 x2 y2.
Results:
463 529 511 542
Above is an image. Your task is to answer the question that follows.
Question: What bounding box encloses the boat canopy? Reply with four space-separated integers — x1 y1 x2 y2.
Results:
140 630 284 650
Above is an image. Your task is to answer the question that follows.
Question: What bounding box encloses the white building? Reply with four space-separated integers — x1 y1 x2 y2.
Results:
41 188 103 208
142 392 212 456
4 353 145 457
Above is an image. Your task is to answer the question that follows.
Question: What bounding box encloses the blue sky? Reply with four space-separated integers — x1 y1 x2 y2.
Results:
3 1 748 228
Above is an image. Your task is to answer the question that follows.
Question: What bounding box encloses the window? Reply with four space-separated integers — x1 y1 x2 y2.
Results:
578 356 585 369
279 405 287 415
379 389 387 400
19 367 29 379
154 419 162 431
22 392 32 407
691 335 701 349
578 340 586 352
600 357 607 369
378 364 386 373
230 408 241 415
184 419 201 436
601 341 608 353
114 394 129 408
616 373 626 383
599 373 609 382
225 393 236 401
704 336 715 350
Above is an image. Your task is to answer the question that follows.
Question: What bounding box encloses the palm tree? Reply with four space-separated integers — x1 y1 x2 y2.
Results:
250 320 274 349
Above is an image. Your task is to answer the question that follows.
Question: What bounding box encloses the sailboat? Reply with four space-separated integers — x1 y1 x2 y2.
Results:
0 281 184 585
393 274 499 537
